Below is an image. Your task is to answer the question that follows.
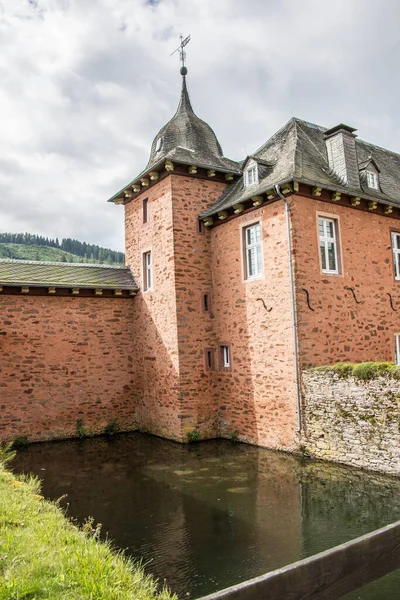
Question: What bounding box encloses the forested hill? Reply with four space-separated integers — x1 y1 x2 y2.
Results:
0 233 125 265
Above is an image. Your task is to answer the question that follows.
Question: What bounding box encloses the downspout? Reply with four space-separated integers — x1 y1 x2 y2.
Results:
274 184 302 433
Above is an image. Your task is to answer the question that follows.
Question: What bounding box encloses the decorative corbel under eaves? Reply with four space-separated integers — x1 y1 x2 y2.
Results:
140 178 149 187
218 211 228 220
203 217 214 227
233 204 244 214
368 201 378 211
207 169 216 178
132 184 141 193
331 192 341 202
384 205 393 215
149 172 159 181
188 165 197 174
350 196 361 206
165 160 174 172
124 190 133 198
252 196 263 207
312 187 322 197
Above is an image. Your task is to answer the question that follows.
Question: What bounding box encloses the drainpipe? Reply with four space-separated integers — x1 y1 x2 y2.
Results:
274 184 302 433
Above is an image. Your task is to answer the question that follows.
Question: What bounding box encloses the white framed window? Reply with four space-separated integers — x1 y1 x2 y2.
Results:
395 334 400 366
143 251 152 291
244 161 258 187
244 223 262 279
366 171 379 190
219 345 231 369
318 217 339 274
391 232 400 280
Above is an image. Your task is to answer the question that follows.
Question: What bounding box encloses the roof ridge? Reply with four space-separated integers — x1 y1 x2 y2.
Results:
0 258 128 270
252 117 297 158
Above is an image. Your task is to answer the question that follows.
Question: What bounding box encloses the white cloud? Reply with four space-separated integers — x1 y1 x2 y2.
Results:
0 0 400 251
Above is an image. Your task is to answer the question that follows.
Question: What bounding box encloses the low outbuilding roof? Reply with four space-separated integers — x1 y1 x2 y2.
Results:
0 259 138 290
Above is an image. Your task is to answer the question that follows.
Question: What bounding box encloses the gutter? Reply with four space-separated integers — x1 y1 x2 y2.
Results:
274 184 302 433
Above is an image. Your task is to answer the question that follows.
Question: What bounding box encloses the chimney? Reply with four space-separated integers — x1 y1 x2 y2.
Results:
324 124 360 189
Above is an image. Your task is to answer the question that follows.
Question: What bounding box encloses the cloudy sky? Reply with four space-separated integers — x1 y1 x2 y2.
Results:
1 0 400 252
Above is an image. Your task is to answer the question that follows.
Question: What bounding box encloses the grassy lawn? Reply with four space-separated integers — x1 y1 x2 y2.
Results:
0 446 175 600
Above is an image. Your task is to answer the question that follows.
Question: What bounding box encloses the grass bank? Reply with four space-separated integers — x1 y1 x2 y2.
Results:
0 445 175 600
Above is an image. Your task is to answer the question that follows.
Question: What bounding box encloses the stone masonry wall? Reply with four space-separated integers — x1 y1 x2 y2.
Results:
124 176 182 440
302 371 400 475
210 199 299 450
171 174 227 440
0 295 137 443
292 193 400 367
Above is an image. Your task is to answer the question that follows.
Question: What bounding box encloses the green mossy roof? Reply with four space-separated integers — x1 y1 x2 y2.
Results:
0 259 138 290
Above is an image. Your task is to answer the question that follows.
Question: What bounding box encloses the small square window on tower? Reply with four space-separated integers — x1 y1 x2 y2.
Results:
143 198 149 224
219 344 232 370
143 251 152 291
202 293 211 313
204 348 215 371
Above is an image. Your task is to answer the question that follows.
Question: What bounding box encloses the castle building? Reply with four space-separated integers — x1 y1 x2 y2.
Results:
1 66 400 450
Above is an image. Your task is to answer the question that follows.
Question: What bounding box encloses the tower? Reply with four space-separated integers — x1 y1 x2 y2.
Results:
109 64 240 441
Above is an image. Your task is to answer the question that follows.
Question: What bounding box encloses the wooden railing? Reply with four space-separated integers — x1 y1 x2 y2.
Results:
198 520 400 600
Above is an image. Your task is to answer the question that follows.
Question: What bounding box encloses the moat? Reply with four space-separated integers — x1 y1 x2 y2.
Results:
11 433 400 599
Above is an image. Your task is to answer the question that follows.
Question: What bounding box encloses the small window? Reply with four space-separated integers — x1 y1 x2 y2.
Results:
244 223 262 279
366 171 379 190
392 232 400 280
197 219 205 234
219 345 231 370
244 162 258 188
318 217 339 274
143 198 149 224
203 293 211 313
155 137 163 153
395 335 400 366
205 349 215 371
143 251 152 291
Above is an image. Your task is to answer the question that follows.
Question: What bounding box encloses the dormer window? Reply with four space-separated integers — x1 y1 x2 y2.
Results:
366 170 379 190
244 160 258 188
155 137 163 153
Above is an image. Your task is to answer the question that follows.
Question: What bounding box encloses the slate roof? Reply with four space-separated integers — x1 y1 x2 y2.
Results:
0 259 138 290
108 76 240 202
200 118 400 217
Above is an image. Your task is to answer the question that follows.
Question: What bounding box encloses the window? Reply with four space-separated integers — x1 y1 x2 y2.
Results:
395 334 400 366
205 349 215 371
203 293 211 313
244 163 258 187
197 219 205 234
392 232 400 280
143 198 149 224
143 251 152 291
366 171 379 190
219 345 231 370
155 137 163 153
244 223 262 279
318 217 339 274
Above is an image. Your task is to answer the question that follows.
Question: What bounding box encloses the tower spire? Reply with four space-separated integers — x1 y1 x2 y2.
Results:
171 34 191 77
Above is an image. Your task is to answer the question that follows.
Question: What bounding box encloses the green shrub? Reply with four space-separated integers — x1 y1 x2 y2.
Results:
310 362 400 380
76 419 88 438
0 442 16 467
104 419 120 436
186 429 200 443
12 436 29 449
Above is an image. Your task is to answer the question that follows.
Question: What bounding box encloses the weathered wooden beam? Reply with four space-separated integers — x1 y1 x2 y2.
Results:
198 520 400 600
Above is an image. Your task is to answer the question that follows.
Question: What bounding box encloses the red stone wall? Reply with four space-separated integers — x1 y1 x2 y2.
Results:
124 176 182 439
291 193 400 367
171 175 228 439
0 295 137 442
210 200 299 450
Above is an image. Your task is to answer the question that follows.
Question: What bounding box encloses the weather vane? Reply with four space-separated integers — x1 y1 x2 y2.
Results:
171 34 191 76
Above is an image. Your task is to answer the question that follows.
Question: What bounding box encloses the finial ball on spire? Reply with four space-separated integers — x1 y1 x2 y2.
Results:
180 66 188 76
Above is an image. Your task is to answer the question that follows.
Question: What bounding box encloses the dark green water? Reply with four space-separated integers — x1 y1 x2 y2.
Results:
11 433 400 599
